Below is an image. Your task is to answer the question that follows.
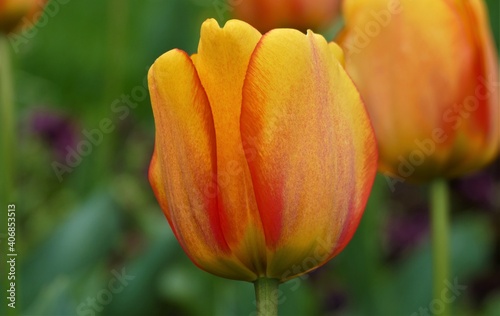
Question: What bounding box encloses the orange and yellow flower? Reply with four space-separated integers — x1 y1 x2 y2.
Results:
337 0 499 182
233 0 342 33
0 0 46 34
148 19 377 282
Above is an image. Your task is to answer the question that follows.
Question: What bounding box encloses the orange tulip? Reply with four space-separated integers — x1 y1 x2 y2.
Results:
0 0 46 34
148 19 377 282
232 0 342 33
337 0 499 182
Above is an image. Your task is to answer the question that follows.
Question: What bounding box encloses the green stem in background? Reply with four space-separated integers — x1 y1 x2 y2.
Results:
0 35 16 316
104 0 128 100
254 278 279 316
89 0 129 187
430 179 450 316
0 35 14 206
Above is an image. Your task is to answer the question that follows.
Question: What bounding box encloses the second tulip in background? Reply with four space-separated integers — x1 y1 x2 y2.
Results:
337 0 499 182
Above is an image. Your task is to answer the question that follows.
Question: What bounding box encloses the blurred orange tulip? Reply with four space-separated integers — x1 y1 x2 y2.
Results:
148 19 377 282
232 0 342 33
0 0 46 34
337 0 499 182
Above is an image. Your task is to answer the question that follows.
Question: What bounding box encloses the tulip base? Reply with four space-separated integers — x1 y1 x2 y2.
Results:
430 179 450 316
254 277 279 316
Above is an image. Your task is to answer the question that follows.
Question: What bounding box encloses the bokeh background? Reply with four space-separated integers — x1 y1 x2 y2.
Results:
1 0 499 315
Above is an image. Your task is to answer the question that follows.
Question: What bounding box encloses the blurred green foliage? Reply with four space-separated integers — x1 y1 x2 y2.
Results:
0 0 498 315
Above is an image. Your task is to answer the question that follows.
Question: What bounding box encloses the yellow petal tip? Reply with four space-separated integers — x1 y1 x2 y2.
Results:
328 42 345 67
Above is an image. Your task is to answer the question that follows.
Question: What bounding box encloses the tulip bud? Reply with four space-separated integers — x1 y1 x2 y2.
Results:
337 0 499 182
232 0 342 33
0 0 46 34
148 19 377 282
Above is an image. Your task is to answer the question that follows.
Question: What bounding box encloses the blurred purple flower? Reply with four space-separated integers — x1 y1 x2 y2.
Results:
470 271 500 308
323 288 348 313
384 211 429 262
451 171 495 209
30 109 78 160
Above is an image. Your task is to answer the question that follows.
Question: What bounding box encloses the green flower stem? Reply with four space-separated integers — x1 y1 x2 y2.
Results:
0 35 16 316
254 277 280 316
0 35 14 208
90 0 129 185
431 179 450 316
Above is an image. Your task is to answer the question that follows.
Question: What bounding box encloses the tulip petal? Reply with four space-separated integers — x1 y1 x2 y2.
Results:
470 0 500 166
148 49 256 280
329 41 345 66
240 29 377 280
444 0 500 176
192 19 267 275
